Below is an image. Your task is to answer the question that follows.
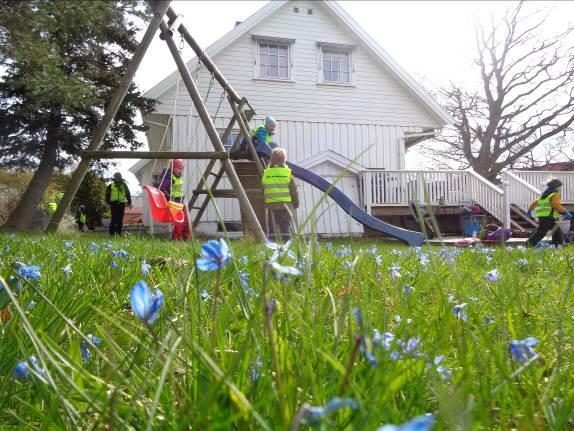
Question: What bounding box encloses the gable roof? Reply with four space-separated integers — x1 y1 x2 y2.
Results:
297 150 366 174
145 1 453 126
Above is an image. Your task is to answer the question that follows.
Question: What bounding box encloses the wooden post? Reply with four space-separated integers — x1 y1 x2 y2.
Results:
166 7 242 104
46 0 172 233
160 21 266 242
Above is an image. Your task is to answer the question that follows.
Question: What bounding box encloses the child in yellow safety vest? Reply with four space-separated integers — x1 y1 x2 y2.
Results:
261 148 299 242
159 159 190 241
76 205 87 232
526 177 572 246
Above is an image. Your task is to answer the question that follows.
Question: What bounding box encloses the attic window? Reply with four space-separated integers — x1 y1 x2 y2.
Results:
307 9 313 15
252 35 295 81
293 7 299 13
317 42 356 85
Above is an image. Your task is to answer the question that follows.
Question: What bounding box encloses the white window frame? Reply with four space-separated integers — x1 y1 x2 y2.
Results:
317 42 356 86
252 35 295 82
218 129 240 152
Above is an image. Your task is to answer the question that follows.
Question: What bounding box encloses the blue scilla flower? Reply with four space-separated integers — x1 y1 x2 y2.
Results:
269 261 302 279
111 260 118 269
15 262 42 281
509 337 539 364
404 285 414 296
13 356 47 380
266 239 296 262
304 397 358 425
89 242 100 251
240 255 248 265
80 334 103 362
324 242 333 250
373 330 394 351
196 239 231 271
200 290 210 300
61 264 72 276
111 249 128 259
141 260 151 276
453 303 468 322
130 280 164 325
238 269 254 295
376 414 435 431
64 240 74 248
485 269 500 282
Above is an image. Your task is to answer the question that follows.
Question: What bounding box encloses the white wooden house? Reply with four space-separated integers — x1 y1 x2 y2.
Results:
131 0 454 236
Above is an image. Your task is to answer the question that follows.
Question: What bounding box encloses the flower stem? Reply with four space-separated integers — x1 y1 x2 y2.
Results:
210 269 221 351
339 335 361 396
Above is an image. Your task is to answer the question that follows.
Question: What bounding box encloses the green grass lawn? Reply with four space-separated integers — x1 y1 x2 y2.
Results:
0 233 573 430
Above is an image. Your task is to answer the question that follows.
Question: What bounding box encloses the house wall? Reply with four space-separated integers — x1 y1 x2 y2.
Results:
137 0 443 235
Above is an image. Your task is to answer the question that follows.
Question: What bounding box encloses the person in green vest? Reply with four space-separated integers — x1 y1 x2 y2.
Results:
158 159 190 240
261 147 299 242
526 177 572 246
46 192 64 215
105 172 132 236
241 116 278 159
75 205 87 232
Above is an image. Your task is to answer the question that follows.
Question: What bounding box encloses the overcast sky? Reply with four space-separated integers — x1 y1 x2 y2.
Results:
118 0 574 193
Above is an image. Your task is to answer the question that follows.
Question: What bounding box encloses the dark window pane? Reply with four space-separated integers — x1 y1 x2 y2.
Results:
279 67 288 78
323 59 330 71
278 46 288 56
323 69 331 80
269 45 277 56
332 70 339 81
270 55 278 67
279 56 288 67
269 66 278 77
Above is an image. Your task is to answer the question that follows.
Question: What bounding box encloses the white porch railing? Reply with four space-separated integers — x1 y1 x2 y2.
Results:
503 172 540 212
509 171 574 202
361 170 506 223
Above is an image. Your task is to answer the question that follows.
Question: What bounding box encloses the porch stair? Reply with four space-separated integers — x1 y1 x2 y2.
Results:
510 204 538 230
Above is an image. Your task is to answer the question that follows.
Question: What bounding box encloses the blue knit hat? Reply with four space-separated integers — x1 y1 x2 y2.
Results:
265 116 276 126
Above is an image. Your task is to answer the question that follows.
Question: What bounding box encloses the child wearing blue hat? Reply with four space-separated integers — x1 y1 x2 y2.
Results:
244 116 278 159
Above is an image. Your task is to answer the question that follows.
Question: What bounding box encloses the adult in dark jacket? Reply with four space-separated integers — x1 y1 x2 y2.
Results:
105 172 132 236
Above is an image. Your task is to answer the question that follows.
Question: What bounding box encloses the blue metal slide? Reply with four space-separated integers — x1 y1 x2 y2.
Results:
256 146 424 246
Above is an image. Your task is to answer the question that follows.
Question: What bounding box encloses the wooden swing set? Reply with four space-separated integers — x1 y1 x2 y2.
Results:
46 1 268 241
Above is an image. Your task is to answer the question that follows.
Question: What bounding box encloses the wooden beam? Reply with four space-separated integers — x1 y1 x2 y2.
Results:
161 21 266 242
192 189 264 198
82 151 228 160
46 0 172 233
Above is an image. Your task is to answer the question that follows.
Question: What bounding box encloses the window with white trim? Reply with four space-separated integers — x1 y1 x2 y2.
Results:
253 36 294 80
218 130 240 152
318 43 355 84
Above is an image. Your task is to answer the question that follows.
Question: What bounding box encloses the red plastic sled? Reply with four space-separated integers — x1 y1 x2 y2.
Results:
143 185 185 223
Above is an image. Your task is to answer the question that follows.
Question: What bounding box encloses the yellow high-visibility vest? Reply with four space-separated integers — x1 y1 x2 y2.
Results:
48 202 57 214
535 192 558 219
262 166 292 204
110 183 127 203
171 175 184 199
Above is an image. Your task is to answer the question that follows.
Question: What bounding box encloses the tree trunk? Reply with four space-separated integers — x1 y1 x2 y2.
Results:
2 137 58 231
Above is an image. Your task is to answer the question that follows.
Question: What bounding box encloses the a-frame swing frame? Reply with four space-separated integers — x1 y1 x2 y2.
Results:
47 2 267 242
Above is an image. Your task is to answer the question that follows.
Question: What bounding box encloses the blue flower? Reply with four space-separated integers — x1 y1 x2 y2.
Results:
13 356 46 380
200 290 210 300
196 239 231 271
130 280 164 325
111 249 128 259
238 269 254 296
304 397 358 425
111 260 118 269
240 255 248 265
141 260 151 276
266 239 296 262
15 263 42 281
373 330 394 350
80 334 103 362
250 355 263 383
453 303 468 322
61 264 72 276
89 242 100 251
390 264 401 280
403 285 414 296
509 337 539 364
375 255 383 265
485 269 500 282
376 414 435 431
64 240 74 248
324 242 333 250
430 356 452 380
269 261 302 279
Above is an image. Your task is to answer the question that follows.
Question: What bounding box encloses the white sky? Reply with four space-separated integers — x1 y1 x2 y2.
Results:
116 0 574 193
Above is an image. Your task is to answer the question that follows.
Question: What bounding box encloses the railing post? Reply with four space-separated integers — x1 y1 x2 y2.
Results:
502 179 510 230
364 171 372 214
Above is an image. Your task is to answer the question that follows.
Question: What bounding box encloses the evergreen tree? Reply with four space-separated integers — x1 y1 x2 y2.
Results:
0 0 155 229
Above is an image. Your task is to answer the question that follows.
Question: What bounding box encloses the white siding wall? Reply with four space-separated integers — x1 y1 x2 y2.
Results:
136 0 442 235
153 0 439 128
